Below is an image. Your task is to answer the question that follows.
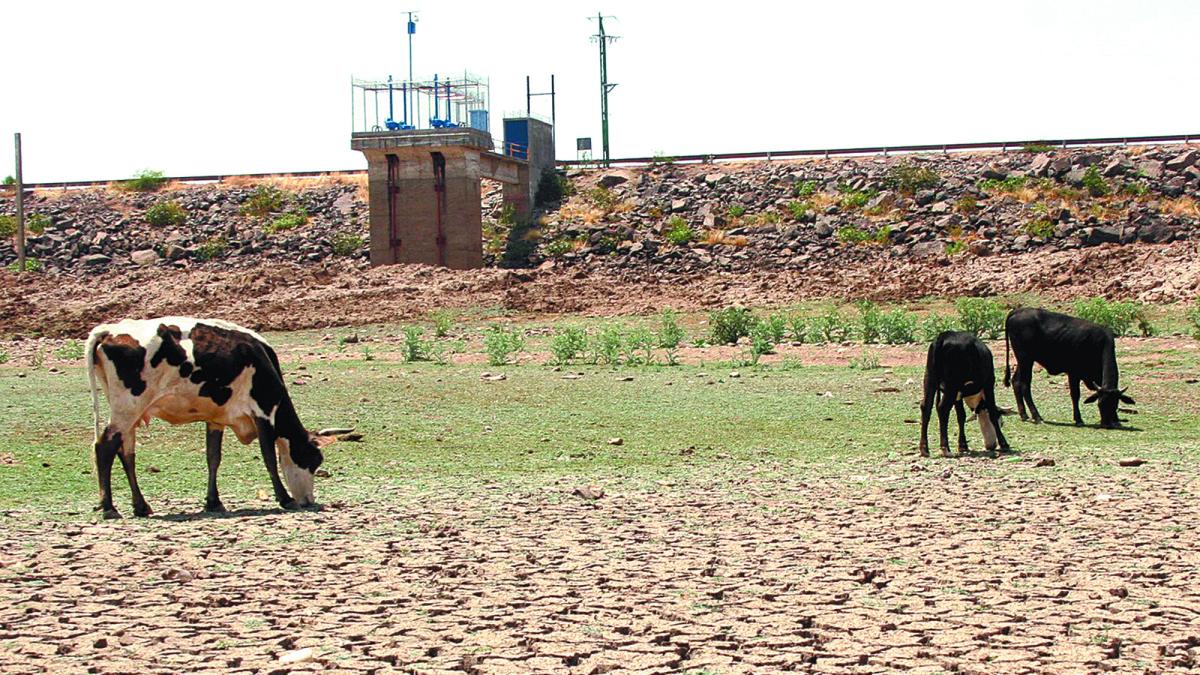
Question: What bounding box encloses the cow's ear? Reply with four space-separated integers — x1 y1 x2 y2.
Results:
1119 393 1136 405
312 433 339 449
1083 392 1101 404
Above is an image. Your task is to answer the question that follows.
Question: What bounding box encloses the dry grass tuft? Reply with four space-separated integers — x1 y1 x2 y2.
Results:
701 229 749 247
1163 196 1200 218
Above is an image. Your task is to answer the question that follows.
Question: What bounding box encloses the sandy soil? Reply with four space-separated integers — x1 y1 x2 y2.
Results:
2 461 1198 673
1 241 1197 339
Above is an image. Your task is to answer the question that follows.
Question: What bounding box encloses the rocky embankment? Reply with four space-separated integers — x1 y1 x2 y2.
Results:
1 145 1198 279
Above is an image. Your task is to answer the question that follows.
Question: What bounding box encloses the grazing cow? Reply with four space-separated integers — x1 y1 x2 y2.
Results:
86 317 334 518
919 331 1010 456
1004 307 1135 428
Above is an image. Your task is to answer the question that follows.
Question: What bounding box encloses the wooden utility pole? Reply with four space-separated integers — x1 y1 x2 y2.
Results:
14 133 25 273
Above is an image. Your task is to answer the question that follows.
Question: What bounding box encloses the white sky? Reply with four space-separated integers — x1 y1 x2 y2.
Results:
1 1 1197 182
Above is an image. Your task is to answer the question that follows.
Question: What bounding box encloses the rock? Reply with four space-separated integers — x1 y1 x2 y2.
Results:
1064 166 1088 186
670 198 690 212
1164 149 1199 172
1082 226 1121 246
597 174 628 189
1118 457 1147 467
1136 160 1164 179
130 249 160 266
981 163 1008 180
704 173 727 187
81 253 112 267
911 240 945 258
607 437 623 446
573 485 605 500
728 371 741 378
278 648 314 665
1034 457 1056 467
1102 156 1132 177
968 240 992 256
1137 220 1175 243
1048 157 1072 176
163 244 187 261
480 372 507 382
914 190 937 206
1029 155 1054 177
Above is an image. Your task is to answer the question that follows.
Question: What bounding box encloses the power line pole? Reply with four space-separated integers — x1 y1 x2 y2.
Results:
14 133 25 274
589 13 618 167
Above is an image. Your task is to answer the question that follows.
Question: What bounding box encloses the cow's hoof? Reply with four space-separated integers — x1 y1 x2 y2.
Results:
1074 419 1084 427
133 504 152 518
279 499 299 510
939 447 952 457
958 444 970 453
101 508 121 520
1031 418 1043 425
204 500 227 514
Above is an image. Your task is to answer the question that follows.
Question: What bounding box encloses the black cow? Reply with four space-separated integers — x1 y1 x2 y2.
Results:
87 317 336 518
920 331 1010 456
1004 307 1135 428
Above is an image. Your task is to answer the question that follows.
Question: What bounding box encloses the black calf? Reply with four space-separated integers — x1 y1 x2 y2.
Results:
920 331 1010 457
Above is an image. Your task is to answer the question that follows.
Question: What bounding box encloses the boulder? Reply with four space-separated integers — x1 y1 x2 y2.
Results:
81 253 112 267
981 163 1008 180
1029 155 1054 177
1164 149 1199 173
1136 160 1164 180
911 240 945 258
130 249 160 266
1082 226 1122 246
1102 156 1132 177
597 174 628 189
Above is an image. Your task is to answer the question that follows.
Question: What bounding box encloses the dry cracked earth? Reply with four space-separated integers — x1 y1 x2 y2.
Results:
3 461 1200 674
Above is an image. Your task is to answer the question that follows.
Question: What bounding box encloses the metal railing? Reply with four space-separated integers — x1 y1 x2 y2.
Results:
3 133 1196 190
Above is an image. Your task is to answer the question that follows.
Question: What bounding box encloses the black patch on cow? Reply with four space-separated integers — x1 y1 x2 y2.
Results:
99 335 148 397
150 324 192 379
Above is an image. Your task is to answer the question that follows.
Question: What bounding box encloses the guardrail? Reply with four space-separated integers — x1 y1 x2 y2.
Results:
558 133 1200 167
3 133 1196 190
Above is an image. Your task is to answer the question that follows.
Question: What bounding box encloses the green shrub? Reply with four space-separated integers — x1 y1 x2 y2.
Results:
657 309 686 365
787 201 810 220
535 169 568 205
858 301 883 343
762 313 788 344
6 258 43 272
945 240 967 256
1025 219 1055 239
1072 297 1150 337
0 214 49 236
879 308 918 344
0 348 8 364
331 232 364 256
746 322 776 365
549 327 588 365
837 185 877 210
400 326 430 362
265 208 308 234
591 325 625 365
1081 166 1110 197
1188 302 1200 340
120 169 167 192
810 307 853 344
55 340 85 361
793 180 818 199
884 163 940 195
1119 180 1150 197
194 236 229 261
709 307 756 345
361 345 375 362
586 186 616 210
2 175 13 186
664 216 694 245
727 204 746 218
978 176 1028 193
836 224 890 245
623 327 656 365
1023 143 1055 154
144 201 187 227
955 196 979 214
0 216 14 238
240 185 287 218
956 298 1006 339
787 315 808 343
429 310 454 338
919 313 959 342
849 349 881 370
484 325 525 365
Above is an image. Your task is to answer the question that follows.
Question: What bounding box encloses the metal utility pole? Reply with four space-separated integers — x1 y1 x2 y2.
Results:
590 14 618 167
13 133 25 273
404 11 418 124
527 74 557 158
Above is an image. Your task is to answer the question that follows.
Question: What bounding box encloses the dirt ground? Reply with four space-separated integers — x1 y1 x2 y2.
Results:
3 461 1199 674
1 240 1197 338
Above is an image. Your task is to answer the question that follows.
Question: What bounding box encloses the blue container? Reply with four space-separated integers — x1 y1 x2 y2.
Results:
469 110 490 133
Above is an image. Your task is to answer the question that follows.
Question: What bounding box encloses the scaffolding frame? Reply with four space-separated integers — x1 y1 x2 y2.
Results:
351 72 490 134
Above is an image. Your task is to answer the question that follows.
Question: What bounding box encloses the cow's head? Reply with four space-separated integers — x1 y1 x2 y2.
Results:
961 384 1002 452
1084 387 1135 428
276 433 335 507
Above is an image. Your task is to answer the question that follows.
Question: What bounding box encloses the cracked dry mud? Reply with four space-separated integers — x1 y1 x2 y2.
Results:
2 463 1199 674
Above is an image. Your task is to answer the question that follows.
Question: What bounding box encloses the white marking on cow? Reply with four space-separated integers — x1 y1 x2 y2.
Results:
977 409 999 452
275 437 315 506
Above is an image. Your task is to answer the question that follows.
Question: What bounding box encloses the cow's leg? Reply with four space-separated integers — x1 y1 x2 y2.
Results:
1011 360 1029 420
256 418 297 509
954 399 969 453
936 394 954 457
1018 361 1042 423
918 386 936 457
992 403 1011 451
115 429 151 518
204 424 226 513
93 425 124 519
1068 375 1084 426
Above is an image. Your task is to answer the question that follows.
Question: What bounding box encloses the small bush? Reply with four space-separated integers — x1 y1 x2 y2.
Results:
1023 143 1055 154
956 298 1006 339
945 240 967 256
55 340 85 361
265 208 308 234
484 325 525 365
885 163 940 195
2 175 13 186
194 236 229 261
664 216 694 245
762 313 788 344
361 345 375 362
787 201 810 220
657 309 686 365
955 196 978 214
1081 166 1110 197
331 233 364 256
1188 302 1200 340
586 186 616 210
549 327 588 365
787 315 808 343
746 322 776 365
120 169 167 192
879 308 918 344
849 349 881 370
919 313 959 342
623 327 656 365
0 216 14 238
535 169 569 206
240 185 287 218
810 307 854 344
591 325 625 366
793 180 818 199
836 224 890 245
0 214 49 236
1119 181 1150 197
1025 219 1055 239
144 201 187 227
429 310 454 338
837 185 877 210
1073 297 1150 337
978 176 1028 193
0 348 8 364
727 204 746 218
709 307 756 345
6 258 43 272
401 326 429 362
858 301 883 343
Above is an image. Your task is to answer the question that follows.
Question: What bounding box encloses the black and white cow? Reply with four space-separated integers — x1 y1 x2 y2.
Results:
919 331 1010 457
1004 307 1135 428
86 317 334 518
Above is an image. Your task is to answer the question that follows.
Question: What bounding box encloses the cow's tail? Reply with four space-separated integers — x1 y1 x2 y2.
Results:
85 329 103 443
1003 317 1012 388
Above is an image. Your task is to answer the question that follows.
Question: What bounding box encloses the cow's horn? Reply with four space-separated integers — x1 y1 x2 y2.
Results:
1118 408 1138 414
317 427 355 436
